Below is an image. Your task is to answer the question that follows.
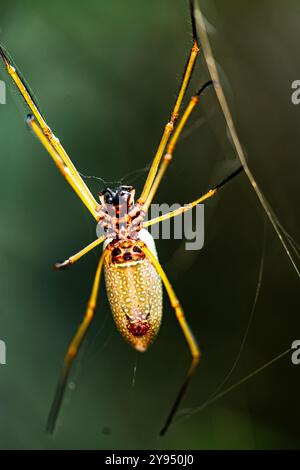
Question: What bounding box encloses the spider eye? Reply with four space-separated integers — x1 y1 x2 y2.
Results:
100 188 115 205
104 193 114 204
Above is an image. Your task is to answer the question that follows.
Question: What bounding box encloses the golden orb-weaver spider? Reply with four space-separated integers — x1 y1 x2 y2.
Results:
0 0 243 436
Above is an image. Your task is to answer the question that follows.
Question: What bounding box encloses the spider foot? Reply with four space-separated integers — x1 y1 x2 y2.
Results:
54 260 71 270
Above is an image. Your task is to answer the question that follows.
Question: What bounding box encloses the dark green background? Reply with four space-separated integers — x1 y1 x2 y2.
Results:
0 0 299 450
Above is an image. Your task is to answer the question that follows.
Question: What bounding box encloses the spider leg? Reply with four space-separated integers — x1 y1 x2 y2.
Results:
138 0 200 205
26 115 99 218
54 235 106 270
144 166 243 228
141 244 200 436
143 81 213 211
46 250 107 435
0 46 99 219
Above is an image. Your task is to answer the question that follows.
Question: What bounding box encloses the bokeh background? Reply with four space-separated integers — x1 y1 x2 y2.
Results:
0 0 299 450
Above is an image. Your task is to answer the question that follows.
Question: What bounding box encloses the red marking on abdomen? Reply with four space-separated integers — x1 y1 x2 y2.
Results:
127 321 150 337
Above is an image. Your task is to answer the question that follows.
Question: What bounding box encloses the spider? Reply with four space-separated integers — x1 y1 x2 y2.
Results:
0 0 243 436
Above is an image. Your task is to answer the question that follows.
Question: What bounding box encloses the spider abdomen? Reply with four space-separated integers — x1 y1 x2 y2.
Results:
104 234 163 352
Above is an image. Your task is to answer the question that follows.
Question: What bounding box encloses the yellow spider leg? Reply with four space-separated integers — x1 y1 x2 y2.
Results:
27 115 99 219
0 46 98 215
54 235 106 270
46 250 107 435
141 244 200 436
138 0 200 205
144 166 243 228
144 81 213 211
138 120 174 206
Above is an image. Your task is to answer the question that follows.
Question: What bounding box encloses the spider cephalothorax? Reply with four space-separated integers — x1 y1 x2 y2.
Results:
97 185 145 240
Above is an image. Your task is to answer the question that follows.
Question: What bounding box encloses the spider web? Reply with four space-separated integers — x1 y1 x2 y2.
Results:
195 1 300 279
165 0 300 432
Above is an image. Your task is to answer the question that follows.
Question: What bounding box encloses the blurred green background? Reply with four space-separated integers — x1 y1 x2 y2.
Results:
0 0 299 450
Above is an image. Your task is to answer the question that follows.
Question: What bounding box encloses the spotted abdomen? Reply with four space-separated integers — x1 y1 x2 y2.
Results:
104 232 163 352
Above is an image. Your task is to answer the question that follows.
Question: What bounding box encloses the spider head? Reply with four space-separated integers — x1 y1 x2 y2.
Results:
99 185 135 209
